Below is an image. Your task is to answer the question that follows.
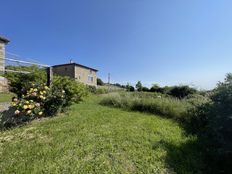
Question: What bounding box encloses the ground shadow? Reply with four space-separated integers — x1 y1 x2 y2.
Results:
152 138 205 174
0 107 29 130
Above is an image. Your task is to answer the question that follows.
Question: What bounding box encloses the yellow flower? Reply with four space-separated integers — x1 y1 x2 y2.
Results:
11 102 16 106
23 105 28 109
27 110 32 115
25 101 29 104
33 88 38 92
38 111 43 116
44 86 49 90
43 91 46 94
28 104 35 109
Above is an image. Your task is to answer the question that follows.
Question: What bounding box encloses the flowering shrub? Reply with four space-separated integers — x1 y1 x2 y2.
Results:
9 76 89 121
11 84 50 119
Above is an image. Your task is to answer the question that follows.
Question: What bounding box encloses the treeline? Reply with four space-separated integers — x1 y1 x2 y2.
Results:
127 81 200 99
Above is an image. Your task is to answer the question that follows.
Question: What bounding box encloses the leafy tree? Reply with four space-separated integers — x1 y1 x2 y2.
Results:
97 78 104 86
136 81 143 91
126 83 135 92
150 84 164 93
168 85 197 99
142 86 149 92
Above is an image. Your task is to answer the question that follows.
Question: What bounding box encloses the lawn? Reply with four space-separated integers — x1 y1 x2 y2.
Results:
0 93 15 103
0 96 203 174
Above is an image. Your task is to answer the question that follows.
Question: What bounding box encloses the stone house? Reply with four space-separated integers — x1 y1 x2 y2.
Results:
52 63 98 86
0 36 10 92
0 36 9 75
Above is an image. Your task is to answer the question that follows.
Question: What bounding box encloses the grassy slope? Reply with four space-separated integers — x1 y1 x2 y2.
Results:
0 96 203 174
0 93 14 103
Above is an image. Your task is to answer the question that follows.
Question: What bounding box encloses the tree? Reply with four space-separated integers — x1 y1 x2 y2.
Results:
126 83 135 92
168 85 197 99
97 78 104 86
142 87 149 92
136 81 143 91
150 84 164 93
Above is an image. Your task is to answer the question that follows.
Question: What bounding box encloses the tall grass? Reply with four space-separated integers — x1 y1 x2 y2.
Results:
100 92 191 120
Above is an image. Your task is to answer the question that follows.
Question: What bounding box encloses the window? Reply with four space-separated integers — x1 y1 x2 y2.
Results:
88 75 93 83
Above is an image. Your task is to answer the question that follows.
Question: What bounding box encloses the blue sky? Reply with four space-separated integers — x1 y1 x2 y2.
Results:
1 0 232 89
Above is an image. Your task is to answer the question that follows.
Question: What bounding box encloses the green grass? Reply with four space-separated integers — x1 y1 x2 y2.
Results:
0 93 15 103
0 96 203 174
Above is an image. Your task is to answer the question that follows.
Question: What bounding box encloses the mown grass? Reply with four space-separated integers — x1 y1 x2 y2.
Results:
0 93 15 103
0 95 203 174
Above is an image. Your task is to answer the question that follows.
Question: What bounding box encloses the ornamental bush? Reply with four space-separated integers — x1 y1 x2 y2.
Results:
10 83 50 124
2 75 89 128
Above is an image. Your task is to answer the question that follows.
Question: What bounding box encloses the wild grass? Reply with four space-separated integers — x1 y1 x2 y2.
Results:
100 92 191 120
0 95 203 174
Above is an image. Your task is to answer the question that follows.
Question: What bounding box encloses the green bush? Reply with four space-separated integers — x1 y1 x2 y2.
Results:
141 87 149 92
199 73 232 173
53 76 89 106
126 83 135 92
87 85 97 94
96 88 108 94
4 66 46 97
150 84 164 93
168 85 197 99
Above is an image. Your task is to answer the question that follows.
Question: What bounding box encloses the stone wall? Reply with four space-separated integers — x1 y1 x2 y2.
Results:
0 42 5 75
0 76 8 92
0 41 8 92
53 64 75 78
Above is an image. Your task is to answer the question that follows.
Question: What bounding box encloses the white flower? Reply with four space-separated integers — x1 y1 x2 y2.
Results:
15 110 20 115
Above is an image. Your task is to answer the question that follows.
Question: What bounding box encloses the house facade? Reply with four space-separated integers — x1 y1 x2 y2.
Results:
0 36 10 92
0 36 9 75
52 63 98 86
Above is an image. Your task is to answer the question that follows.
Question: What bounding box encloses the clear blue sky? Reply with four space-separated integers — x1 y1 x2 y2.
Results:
1 0 232 89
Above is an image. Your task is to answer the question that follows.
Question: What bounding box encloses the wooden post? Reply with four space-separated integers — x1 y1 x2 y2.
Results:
47 67 53 87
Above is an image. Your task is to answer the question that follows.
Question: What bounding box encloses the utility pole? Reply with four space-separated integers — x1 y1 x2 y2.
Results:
108 73 110 92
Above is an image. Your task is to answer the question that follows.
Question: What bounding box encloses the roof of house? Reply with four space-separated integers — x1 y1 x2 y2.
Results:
0 36 10 44
52 63 98 72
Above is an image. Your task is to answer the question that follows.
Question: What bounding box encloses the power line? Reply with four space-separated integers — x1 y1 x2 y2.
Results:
4 57 50 67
